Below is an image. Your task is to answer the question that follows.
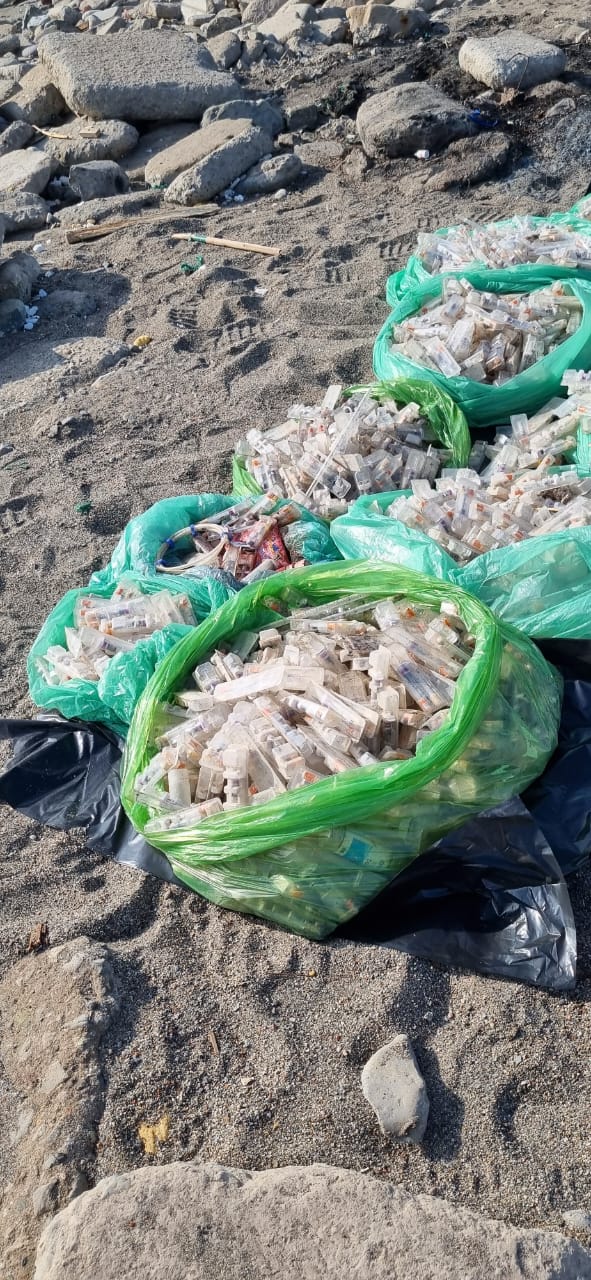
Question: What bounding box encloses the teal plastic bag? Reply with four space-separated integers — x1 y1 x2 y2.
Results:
93 490 340 576
28 575 196 737
331 494 591 639
89 494 239 618
374 270 591 429
386 213 591 306
121 561 561 938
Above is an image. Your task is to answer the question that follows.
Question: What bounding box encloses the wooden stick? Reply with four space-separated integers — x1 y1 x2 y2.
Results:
65 206 218 244
31 124 76 140
170 232 280 257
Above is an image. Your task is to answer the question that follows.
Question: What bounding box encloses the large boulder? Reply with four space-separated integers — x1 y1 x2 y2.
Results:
33 1162 591 1280
236 150 301 193
164 124 271 203
38 29 239 121
145 117 256 186
0 248 40 302
0 190 50 231
0 120 35 156
356 81 477 158
201 97 284 136
0 147 54 196
347 1 428 38
459 31 566 91
2 63 66 126
34 116 139 169
68 158 130 200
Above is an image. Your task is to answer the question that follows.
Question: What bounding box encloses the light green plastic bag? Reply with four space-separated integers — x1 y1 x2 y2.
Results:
89 494 240 618
28 576 195 738
386 209 591 305
331 494 591 639
374 270 591 428
121 561 561 939
232 378 473 489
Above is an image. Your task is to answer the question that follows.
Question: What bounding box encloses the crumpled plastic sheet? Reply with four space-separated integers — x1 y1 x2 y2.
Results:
1 646 590 989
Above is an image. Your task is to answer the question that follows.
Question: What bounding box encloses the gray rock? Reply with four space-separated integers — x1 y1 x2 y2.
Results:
0 119 34 154
425 130 512 191
0 250 40 303
294 136 345 166
544 97 575 120
0 295 26 330
258 1 314 39
145 0 182 15
33 1161 591 1280
459 31 566 91
48 2 80 27
563 1210 591 1233
0 190 50 230
37 287 97 317
35 116 138 169
38 29 238 121
69 158 129 199
284 99 318 131
356 81 476 159
32 1182 59 1219
361 1034 429 1142
0 146 54 194
0 34 20 55
96 15 126 33
180 0 210 23
164 123 271 203
201 96 283 136
347 1 428 39
240 0 283 20
2 63 65 125
203 5 241 35
119 122 196 181
208 30 242 67
313 14 346 42
145 117 253 185
237 149 301 193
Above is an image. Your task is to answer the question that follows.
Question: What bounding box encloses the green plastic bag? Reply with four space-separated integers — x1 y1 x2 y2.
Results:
331 495 591 639
232 378 473 485
92 490 340 577
374 270 591 428
120 561 562 939
88 494 240 618
386 212 591 306
28 576 196 738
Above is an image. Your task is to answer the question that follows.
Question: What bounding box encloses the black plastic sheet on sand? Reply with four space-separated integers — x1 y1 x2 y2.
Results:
1 641 590 990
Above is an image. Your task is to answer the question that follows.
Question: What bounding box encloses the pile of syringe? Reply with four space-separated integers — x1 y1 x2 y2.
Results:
235 387 452 520
469 376 591 476
389 280 581 384
133 594 474 833
385 470 591 563
414 218 591 276
37 581 196 686
155 494 307 583
380 371 591 561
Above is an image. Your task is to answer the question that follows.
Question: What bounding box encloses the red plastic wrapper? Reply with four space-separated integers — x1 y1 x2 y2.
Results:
256 522 290 570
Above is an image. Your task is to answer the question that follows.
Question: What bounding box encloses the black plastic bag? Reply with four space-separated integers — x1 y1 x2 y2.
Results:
1 645 590 989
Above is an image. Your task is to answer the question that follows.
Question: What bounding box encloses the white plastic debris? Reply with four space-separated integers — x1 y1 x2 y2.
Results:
388 278 581 385
415 216 591 274
235 388 452 518
37 581 196 687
